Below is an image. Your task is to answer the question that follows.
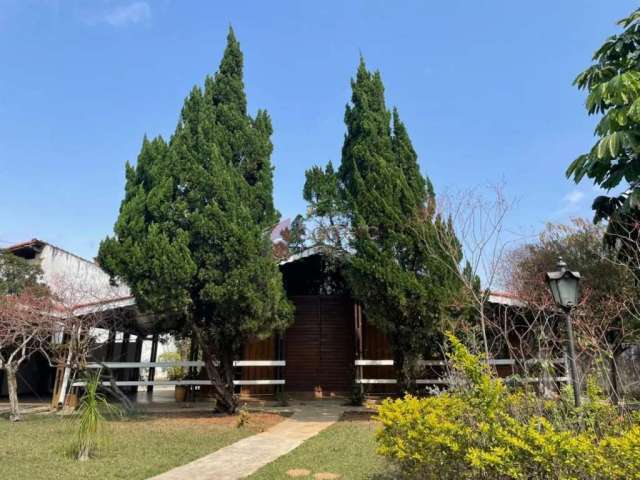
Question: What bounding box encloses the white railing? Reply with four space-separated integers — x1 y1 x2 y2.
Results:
355 358 568 385
71 360 285 387
83 360 285 369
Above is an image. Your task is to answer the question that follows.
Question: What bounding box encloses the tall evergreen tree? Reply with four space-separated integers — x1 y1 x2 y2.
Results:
204 29 277 227
98 29 292 413
302 161 349 252
287 214 307 254
315 59 460 389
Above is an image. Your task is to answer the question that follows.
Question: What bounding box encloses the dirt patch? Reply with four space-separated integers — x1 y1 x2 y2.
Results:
339 411 375 422
286 468 311 477
314 473 341 480
113 412 285 430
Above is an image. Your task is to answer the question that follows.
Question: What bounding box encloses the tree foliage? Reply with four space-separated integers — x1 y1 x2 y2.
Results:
0 251 45 296
567 8 640 224
376 335 640 480
287 214 306 254
0 250 54 421
98 29 292 412
302 161 349 252
502 219 640 401
304 59 461 388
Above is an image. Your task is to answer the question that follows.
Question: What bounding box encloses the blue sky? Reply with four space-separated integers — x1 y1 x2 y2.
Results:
0 0 636 260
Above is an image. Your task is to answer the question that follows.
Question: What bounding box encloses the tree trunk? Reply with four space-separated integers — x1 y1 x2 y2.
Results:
194 336 237 414
202 351 238 413
610 348 622 406
479 308 491 361
393 348 415 394
192 324 239 414
6 365 21 422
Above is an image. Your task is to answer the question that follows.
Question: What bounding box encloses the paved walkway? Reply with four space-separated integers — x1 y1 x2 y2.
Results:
0 399 50 416
148 401 346 480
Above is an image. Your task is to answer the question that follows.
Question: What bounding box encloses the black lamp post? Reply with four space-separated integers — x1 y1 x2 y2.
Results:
546 258 581 408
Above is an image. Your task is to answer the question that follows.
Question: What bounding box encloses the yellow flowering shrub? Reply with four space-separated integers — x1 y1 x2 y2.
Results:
375 334 640 479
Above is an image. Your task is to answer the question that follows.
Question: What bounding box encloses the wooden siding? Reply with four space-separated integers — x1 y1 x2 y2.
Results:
362 319 396 394
241 337 277 395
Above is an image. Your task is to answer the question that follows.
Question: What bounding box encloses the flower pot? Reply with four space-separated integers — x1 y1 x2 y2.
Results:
65 393 79 409
175 385 188 402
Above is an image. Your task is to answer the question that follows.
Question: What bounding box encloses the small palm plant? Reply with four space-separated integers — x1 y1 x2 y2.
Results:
75 370 120 461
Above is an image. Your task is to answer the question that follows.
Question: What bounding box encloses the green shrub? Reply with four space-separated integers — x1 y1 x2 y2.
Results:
375 334 640 479
74 371 121 461
158 351 185 381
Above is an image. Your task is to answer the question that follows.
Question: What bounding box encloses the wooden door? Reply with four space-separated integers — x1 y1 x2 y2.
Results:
285 295 354 393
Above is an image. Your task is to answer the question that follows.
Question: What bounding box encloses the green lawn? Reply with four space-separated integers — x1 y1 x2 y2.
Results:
248 413 393 480
0 411 283 480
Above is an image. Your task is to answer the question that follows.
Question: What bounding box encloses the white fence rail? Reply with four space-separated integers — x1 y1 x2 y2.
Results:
71 360 285 388
355 358 568 385
83 360 285 369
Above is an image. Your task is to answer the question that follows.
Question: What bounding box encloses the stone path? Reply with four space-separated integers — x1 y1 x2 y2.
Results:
0 400 50 416
148 401 346 480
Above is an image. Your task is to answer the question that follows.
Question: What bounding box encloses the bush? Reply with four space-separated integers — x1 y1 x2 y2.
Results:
74 371 121 461
158 351 185 381
375 334 640 479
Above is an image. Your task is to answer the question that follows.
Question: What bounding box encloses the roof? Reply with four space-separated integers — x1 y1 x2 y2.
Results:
3 238 97 265
279 247 523 307
3 238 132 313
4 238 46 252
278 246 324 266
488 291 525 307
71 295 136 317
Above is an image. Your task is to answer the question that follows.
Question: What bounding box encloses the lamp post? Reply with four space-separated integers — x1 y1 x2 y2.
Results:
546 257 581 408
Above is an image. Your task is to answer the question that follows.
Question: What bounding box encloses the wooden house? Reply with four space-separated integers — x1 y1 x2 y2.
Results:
2 239 548 406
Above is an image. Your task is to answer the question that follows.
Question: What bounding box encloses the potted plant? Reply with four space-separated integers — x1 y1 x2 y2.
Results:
159 351 187 402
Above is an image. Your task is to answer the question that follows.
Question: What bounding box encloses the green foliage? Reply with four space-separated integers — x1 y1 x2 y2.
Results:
567 8 640 223
287 214 306 254
158 351 185 381
75 371 121 461
331 59 461 387
376 335 640 479
302 161 348 250
98 29 292 411
0 251 45 296
461 261 481 294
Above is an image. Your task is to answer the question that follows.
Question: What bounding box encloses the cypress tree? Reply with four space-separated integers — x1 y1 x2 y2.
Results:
336 59 460 389
99 29 292 413
203 28 277 227
303 161 348 251
287 214 306 254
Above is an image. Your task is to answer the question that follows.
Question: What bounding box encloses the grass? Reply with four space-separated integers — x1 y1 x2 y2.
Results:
0 411 283 480
247 412 392 480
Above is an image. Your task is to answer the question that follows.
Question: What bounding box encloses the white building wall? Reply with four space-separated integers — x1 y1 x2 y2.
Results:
38 244 130 306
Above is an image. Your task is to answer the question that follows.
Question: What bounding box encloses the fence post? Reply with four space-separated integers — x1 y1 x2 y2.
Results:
354 303 364 395
133 335 144 384
187 334 199 401
147 334 158 394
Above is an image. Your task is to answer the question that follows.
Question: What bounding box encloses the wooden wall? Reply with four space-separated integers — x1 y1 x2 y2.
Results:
241 336 277 396
241 295 355 395
285 295 354 394
362 319 397 394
